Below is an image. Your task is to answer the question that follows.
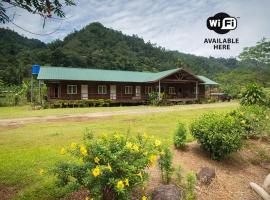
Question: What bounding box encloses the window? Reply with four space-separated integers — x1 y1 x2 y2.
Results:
145 86 152 94
169 87 176 94
98 85 107 94
67 85 77 94
125 86 133 94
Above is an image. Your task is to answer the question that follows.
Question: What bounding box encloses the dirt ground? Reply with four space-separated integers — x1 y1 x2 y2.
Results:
0 185 19 200
62 140 270 200
0 102 237 126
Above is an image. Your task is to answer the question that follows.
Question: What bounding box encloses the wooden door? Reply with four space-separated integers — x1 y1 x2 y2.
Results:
110 85 116 100
81 85 88 99
135 86 141 98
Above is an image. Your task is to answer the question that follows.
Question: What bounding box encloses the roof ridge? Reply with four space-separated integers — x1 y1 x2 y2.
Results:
42 66 179 74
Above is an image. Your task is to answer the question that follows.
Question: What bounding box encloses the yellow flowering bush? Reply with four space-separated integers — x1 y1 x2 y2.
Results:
55 133 163 200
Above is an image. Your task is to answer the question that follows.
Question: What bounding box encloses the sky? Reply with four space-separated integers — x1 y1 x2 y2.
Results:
1 0 270 58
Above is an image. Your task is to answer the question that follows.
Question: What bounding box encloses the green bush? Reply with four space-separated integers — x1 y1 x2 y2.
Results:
228 105 269 138
55 133 163 200
191 113 244 160
240 83 266 106
174 122 187 149
158 147 174 184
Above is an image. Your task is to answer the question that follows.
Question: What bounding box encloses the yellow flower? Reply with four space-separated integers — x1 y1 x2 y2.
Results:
106 163 112 172
149 154 157 166
125 142 133 149
94 156 100 164
80 145 88 156
60 148 66 155
155 140 161 147
116 180 125 190
142 195 147 200
39 168 44 176
241 120 246 124
137 172 143 180
85 197 93 200
70 142 77 149
92 166 101 177
124 178 129 186
114 133 121 140
240 111 245 116
132 144 139 152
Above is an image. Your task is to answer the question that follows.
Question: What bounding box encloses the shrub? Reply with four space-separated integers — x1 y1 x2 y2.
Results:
228 105 269 138
240 83 266 106
175 165 183 186
148 91 159 106
174 122 187 149
191 112 244 160
158 147 174 184
55 133 163 200
185 172 196 200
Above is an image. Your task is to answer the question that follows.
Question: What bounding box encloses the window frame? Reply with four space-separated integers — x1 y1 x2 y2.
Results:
125 86 133 94
145 86 152 94
98 85 107 94
67 85 77 94
169 87 176 95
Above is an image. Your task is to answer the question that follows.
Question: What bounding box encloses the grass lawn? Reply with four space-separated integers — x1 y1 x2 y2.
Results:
0 103 238 200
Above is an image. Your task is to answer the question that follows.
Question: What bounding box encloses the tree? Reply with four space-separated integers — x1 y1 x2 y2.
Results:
239 38 270 64
0 0 75 24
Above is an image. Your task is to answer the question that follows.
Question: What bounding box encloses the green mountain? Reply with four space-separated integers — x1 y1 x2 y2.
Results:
0 22 269 96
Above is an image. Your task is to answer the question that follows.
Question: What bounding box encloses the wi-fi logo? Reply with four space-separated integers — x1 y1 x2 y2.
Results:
207 12 237 34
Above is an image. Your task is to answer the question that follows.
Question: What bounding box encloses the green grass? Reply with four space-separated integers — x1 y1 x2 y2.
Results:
0 103 238 199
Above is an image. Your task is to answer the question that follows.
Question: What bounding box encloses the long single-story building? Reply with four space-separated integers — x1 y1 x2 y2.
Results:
37 66 218 103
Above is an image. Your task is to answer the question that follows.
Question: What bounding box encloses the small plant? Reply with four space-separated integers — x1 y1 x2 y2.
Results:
174 122 187 149
158 147 174 184
175 165 183 186
148 91 159 106
83 128 94 140
55 133 163 200
191 112 244 160
240 83 266 106
185 172 196 200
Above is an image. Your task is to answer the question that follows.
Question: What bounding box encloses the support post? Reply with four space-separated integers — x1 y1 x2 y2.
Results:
38 80 41 103
31 75 33 102
195 81 198 100
158 80 161 100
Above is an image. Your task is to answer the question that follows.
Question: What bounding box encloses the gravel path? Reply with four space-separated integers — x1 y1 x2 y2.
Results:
0 102 238 126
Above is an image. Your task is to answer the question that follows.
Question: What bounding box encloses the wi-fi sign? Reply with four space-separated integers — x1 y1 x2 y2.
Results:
207 12 237 34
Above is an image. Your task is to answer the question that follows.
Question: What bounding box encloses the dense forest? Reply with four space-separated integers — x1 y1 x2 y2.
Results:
0 22 269 96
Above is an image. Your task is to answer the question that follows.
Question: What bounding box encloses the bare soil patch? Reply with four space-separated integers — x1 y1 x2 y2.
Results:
0 185 18 200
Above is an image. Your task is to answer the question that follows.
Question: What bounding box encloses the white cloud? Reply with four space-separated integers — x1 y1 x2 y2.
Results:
1 0 270 58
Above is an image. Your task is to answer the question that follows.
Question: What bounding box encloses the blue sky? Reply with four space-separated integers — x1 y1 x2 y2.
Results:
2 0 270 58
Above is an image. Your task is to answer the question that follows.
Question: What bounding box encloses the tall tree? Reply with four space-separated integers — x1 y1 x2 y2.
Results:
0 0 75 24
239 38 270 64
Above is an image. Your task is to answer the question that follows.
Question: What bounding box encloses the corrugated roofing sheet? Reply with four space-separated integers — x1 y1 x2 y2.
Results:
37 66 218 85
197 75 219 85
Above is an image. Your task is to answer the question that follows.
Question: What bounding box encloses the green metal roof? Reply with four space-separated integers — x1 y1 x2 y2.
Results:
37 66 218 85
197 75 219 85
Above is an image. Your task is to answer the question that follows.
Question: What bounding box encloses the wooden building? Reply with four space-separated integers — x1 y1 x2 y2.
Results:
37 66 218 103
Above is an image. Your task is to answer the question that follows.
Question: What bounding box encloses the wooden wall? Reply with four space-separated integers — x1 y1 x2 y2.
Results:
46 80 205 101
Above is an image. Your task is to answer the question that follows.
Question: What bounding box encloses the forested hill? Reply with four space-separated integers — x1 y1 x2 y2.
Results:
0 22 268 93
